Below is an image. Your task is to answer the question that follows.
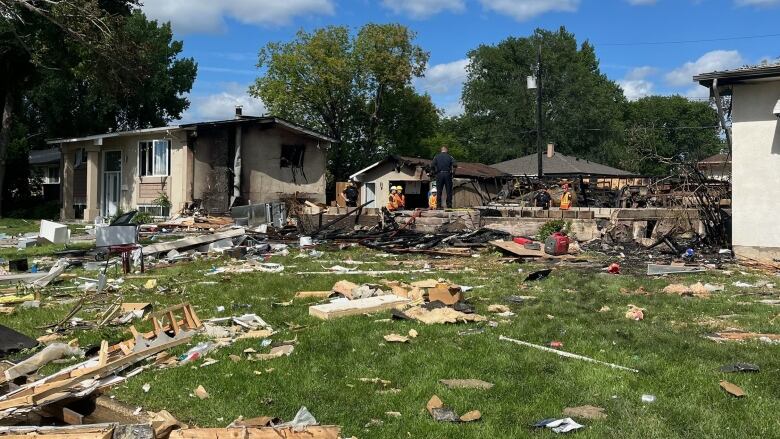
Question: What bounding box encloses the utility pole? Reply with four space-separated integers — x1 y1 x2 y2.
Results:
535 44 543 178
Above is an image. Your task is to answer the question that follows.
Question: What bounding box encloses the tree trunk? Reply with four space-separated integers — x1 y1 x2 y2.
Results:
0 91 13 218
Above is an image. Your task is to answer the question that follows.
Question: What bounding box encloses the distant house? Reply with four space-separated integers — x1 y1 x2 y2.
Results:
349 155 507 209
48 109 334 220
492 144 633 178
695 62 780 263
697 153 731 181
28 147 61 201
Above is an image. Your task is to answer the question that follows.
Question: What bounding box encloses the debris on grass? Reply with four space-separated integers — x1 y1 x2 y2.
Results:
706 331 780 343
402 306 486 325
719 363 760 373
252 344 294 361
719 380 746 397
194 385 209 399
663 282 723 298
383 333 409 343
534 417 584 434
499 335 639 373
408 329 418 338
625 304 645 321
563 405 607 420
438 379 494 390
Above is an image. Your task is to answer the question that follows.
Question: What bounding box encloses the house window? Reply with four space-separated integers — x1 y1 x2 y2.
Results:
74 148 87 169
139 140 170 176
46 166 60 184
137 204 170 218
280 144 305 168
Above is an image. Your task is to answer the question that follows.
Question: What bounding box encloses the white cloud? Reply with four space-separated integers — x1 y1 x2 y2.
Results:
619 66 656 100
381 0 465 18
665 50 744 86
479 0 579 21
735 0 780 6
179 83 265 123
416 59 470 94
626 0 657 5
141 0 335 34
442 100 464 117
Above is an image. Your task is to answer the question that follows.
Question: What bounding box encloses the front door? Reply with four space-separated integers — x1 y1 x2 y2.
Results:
364 183 376 208
102 150 122 217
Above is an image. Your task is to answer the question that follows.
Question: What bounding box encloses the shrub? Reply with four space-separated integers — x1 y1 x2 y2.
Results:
536 219 570 241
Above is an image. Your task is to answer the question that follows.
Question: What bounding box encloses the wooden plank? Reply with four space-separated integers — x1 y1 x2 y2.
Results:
169 426 341 439
295 291 333 299
489 240 571 260
142 228 245 255
0 423 116 439
61 407 84 425
309 295 409 320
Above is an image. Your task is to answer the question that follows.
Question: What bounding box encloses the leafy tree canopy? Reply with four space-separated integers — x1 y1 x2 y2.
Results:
250 24 436 182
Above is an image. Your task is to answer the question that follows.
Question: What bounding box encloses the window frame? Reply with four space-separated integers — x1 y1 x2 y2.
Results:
138 139 171 177
280 144 306 168
136 204 171 218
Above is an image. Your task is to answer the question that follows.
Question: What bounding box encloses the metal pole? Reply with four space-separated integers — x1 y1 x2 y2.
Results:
536 44 544 178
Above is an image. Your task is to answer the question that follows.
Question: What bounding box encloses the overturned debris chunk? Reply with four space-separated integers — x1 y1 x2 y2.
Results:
563 405 607 420
719 363 760 373
719 380 746 398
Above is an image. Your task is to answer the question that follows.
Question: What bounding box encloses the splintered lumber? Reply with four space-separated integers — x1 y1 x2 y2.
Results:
309 295 409 320
499 335 639 373
0 272 47 285
141 228 245 255
169 426 341 439
0 423 116 438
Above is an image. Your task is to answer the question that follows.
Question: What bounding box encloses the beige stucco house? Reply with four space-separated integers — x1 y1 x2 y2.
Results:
695 63 780 263
48 114 333 221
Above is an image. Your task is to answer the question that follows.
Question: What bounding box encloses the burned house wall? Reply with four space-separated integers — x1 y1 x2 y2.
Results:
240 125 327 204
731 80 780 262
193 128 232 213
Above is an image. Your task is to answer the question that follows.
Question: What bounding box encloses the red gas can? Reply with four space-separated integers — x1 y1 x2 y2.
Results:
544 232 570 256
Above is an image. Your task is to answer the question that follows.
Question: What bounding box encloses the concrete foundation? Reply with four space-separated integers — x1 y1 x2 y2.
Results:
734 246 780 264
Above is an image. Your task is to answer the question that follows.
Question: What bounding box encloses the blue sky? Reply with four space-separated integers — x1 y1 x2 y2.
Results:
140 0 780 123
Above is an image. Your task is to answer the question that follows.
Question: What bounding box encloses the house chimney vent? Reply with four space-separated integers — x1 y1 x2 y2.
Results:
547 143 555 158
235 106 243 119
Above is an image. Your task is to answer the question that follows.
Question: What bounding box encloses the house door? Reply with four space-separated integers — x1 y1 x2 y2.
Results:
102 150 122 217
364 183 376 208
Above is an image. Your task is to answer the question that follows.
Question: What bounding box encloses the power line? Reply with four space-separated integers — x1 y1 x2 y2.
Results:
599 32 780 47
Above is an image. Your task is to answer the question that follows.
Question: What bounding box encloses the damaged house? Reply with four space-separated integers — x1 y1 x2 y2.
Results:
695 62 780 263
349 155 507 209
49 109 333 220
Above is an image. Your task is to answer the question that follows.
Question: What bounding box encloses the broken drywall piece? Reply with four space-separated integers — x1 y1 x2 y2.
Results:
96 225 137 247
253 344 294 361
309 295 409 320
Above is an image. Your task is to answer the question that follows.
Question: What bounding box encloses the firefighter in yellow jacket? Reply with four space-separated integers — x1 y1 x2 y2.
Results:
428 186 438 210
393 186 406 210
387 187 398 211
560 184 572 210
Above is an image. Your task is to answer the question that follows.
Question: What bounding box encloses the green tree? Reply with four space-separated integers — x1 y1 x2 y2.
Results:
250 24 431 183
460 27 626 165
0 0 196 214
621 96 723 175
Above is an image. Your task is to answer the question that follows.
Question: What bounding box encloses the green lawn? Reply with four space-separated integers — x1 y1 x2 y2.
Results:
3 234 780 438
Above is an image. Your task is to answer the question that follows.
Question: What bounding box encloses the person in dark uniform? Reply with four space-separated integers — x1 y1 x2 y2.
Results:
534 187 552 210
341 181 359 207
431 146 456 209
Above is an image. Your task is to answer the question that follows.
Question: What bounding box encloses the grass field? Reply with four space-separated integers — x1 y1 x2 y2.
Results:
3 222 780 438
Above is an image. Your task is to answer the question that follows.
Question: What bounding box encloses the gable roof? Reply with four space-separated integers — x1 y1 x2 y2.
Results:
694 61 780 87
46 116 336 145
350 155 506 181
492 152 633 177
698 153 731 165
